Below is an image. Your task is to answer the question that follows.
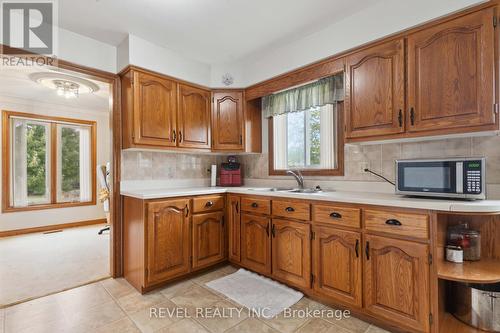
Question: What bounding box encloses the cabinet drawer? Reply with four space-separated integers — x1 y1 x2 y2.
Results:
272 200 310 221
241 197 271 215
364 209 429 239
312 204 361 228
192 195 225 213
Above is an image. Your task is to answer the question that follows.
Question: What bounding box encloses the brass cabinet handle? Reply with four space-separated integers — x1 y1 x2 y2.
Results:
410 107 415 126
184 204 189 217
398 109 403 127
179 131 183 143
205 201 214 207
365 241 370 260
355 239 360 258
235 201 239 213
285 206 295 212
266 222 270 237
271 224 276 237
251 202 258 208
173 130 177 142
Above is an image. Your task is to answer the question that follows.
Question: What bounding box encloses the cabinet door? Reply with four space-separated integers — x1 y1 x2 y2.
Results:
272 219 311 289
177 84 211 149
212 91 245 150
364 235 430 333
241 213 271 274
407 8 495 133
312 226 362 307
227 195 241 263
345 39 405 139
146 199 190 286
133 71 177 147
192 211 225 270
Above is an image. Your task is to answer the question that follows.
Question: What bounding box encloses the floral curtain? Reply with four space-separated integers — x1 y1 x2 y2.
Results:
262 73 344 118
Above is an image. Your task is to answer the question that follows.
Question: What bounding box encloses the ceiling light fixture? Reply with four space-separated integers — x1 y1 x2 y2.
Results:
29 72 100 98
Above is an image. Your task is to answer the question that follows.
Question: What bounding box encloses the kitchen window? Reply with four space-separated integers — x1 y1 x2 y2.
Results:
2 111 96 212
265 74 344 176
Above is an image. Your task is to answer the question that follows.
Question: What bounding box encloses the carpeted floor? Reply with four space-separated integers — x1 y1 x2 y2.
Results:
0 224 110 306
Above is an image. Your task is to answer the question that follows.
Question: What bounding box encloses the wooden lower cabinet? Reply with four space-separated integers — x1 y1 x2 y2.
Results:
271 219 311 289
241 213 271 274
364 234 430 333
227 195 241 263
146 199 191 286
312 225 362 308
192 211 225 270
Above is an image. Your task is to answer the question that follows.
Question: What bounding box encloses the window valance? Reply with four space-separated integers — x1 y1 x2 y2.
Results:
262 73 344 118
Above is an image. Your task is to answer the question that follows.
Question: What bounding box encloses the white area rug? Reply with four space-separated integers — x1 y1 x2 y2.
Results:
0 224 110 306
205 268 303 318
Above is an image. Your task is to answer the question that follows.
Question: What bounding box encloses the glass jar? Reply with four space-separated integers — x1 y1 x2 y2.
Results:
447 223 481 261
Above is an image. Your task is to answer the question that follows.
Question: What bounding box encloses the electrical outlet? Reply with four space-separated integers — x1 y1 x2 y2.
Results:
360 162 369 173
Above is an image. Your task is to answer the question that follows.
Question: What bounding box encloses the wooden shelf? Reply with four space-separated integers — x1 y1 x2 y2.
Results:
440 313 480 333
438 258 500 283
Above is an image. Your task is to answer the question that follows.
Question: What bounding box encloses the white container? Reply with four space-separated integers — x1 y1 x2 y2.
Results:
211 164 217 187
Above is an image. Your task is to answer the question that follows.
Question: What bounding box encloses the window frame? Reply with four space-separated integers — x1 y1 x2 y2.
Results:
268 102 344 176
2 110 97 213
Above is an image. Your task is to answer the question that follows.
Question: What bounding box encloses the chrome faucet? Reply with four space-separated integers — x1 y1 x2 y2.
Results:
287 170 304 189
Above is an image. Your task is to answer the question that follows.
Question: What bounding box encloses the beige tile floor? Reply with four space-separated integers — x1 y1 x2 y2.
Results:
1 265 392 333
0 224 110 306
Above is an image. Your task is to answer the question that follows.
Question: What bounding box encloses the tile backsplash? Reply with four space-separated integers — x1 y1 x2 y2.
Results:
121 135 500 185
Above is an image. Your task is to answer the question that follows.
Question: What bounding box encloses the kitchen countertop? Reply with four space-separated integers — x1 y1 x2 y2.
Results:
121 186 500 213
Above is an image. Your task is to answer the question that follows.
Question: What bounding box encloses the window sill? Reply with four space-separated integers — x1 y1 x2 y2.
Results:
2 200 97 213
269 169 344 176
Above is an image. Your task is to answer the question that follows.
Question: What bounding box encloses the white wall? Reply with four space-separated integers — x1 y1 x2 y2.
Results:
212 0 486 86
0 96 111 232
121 34 212 86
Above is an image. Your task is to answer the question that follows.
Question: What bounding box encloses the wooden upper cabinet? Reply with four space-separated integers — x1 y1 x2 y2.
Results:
177 84 211 149
146 199 190 286
407 8 496 133
364 235 430 333
227 195 241 263
345 39 405 139
271 219 311 289
241 213 271 274
133 71 177 147
212 91 245 151
192 211 225 270
313 226 362 308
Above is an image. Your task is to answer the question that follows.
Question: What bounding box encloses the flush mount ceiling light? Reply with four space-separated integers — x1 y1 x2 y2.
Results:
29 72 100 99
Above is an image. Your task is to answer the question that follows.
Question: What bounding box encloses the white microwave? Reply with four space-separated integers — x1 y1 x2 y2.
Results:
395 158 486 200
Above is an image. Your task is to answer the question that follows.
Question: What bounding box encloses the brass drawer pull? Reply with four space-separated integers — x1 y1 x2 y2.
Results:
205 201 214 207
385 219 402 226
329 212 342 219
285 207 295 212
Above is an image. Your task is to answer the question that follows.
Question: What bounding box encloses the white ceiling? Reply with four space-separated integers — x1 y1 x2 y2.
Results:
0 66 110 111
58 0 382 64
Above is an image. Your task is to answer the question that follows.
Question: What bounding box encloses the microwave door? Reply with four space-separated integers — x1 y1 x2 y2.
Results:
456 162 463 194
397 161 456 195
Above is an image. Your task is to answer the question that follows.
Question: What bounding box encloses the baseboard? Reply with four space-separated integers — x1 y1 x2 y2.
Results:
0 218 107 238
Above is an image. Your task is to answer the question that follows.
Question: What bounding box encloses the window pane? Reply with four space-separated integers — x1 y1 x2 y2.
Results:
26 122 50 205
307 108 321 167
287 111 305 167
57 125 91 203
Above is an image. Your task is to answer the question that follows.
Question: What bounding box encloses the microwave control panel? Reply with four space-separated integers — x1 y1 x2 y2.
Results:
463 160 483 194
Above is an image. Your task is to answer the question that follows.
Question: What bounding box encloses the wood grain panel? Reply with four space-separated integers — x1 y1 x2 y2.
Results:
241 197 271 215
177 84 211 149
271 219 311 289
272 200 310 221
212 91 245 151
192 211 225 270
133 71 177 147
364 209 429 239
241 213 271 274
407 8 496 133
192 195 225 213
227 195 241 262
146 199 190 286
313 226 362 307
364 234 430 333
312 204 361 229
345 39 405 139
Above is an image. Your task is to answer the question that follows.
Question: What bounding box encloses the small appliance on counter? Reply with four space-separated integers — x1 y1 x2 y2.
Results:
395 157 486 200
219 156 243 186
